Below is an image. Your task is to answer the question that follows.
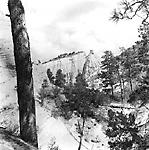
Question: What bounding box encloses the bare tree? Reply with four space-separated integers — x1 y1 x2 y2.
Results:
8 0 38 147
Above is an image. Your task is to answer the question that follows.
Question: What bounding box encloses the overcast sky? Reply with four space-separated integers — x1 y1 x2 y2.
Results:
0 0 142 61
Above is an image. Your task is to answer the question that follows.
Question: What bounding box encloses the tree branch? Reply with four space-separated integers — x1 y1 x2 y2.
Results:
111 0 149 22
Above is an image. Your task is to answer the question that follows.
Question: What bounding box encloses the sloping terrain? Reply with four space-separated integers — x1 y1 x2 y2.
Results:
0 127 37 150
0 98 109 150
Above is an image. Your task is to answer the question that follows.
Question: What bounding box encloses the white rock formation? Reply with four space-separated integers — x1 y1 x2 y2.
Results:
42 51 86 84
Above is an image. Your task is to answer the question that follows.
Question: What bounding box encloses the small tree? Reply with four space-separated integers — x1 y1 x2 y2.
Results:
106 109 146 150
56 73 97 150
55 69 66 88
47 69 66 88
38 79 51 106
42 79 49 88
48 137 61 150
137 23 149 70
128 68 149 105
47 68 55 84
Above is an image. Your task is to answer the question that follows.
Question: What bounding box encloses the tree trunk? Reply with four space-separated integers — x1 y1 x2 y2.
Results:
8 0 38 147
78 136 83 150
78 118 85 150
120 80 123 102
122 78 125 98
128 68 133 92
117 69 123 102
129 79 133 92
111 85 114 96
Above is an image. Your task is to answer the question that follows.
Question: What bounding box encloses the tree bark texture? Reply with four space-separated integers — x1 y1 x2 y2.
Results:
8 0 38 147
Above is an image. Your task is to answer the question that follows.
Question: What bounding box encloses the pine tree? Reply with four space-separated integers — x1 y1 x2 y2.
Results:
55 69 66 88
106 110 146 150
47 68 55 84
100 51 117 96
128 68 149 105
8 0 38 147
119 47 138 92
137 23 149 68
42 79 49 88
114 55 124 101
61 73 97 150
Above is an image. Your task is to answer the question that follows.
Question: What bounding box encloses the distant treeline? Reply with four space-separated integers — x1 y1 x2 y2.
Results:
42 51 84 64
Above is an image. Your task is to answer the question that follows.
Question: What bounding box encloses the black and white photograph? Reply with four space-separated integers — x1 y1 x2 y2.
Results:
0 0 149 149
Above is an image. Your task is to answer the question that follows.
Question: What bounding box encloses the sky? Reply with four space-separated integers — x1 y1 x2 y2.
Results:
0 0 142 61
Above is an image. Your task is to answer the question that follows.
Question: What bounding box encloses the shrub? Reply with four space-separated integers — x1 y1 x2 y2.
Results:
106 109 146 150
